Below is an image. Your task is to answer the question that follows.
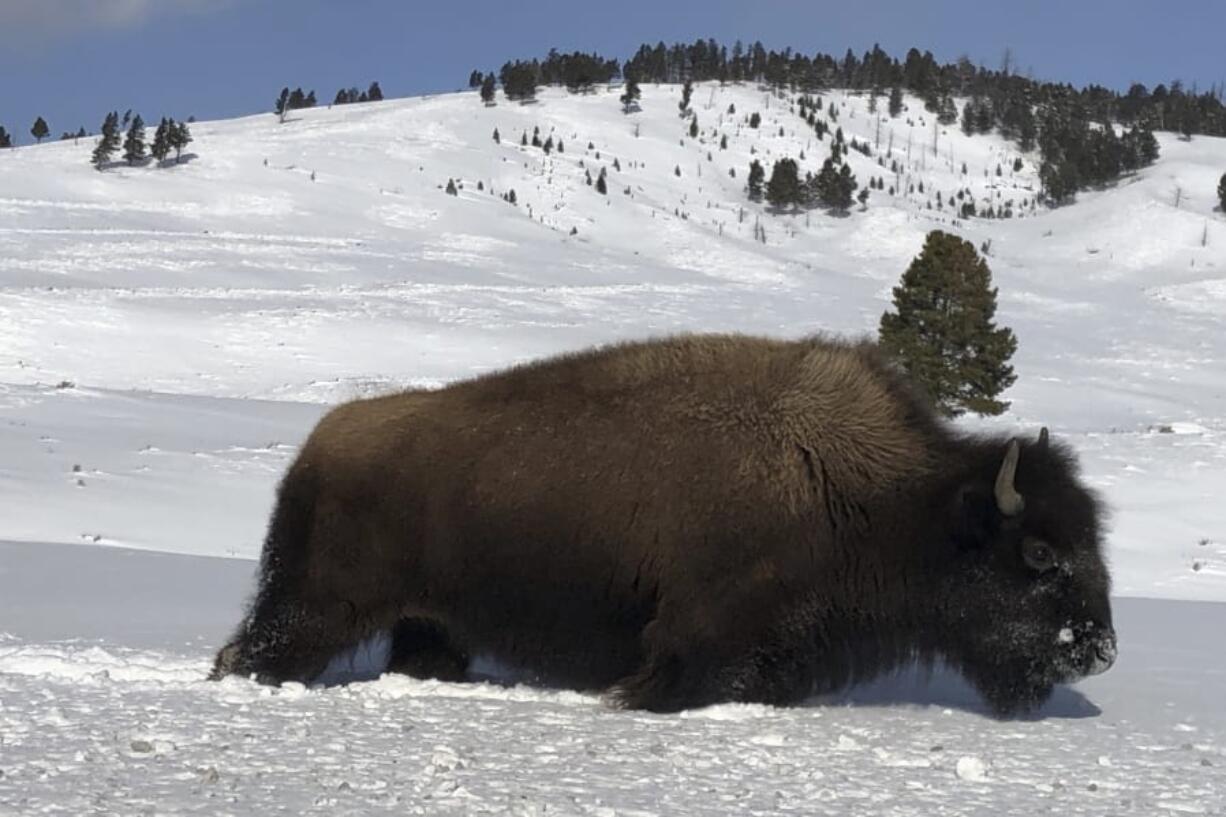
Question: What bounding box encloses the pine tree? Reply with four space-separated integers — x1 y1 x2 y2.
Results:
0 126 11 148
888 85 903 118
168 120 192 163
122 115 146 165
747 159 765 201
679 79 693 116
91 112 120 169
31 116 49 143
878 230 1018 417
367 82 384 102
720 134 728 150
480 73 497 105
275 87 291 120
492 127 500 143
445 178 458 196
689 115 698 139
815 155 856 212
620 73 641 113
749 112 761 128
150 118 171 163
595 167 608 194
765 157 803 210
1219 171 1226 212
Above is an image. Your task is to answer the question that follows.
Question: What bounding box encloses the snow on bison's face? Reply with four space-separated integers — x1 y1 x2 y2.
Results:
941 430 1116 717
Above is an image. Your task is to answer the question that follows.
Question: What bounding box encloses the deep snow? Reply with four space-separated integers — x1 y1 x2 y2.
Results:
2 82 1225 814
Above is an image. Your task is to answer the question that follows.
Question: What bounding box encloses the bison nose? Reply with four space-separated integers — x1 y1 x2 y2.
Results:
1087 629 1117 676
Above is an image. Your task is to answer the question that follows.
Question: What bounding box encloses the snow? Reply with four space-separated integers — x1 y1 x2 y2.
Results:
0 541 1222 814
1 83 1225 813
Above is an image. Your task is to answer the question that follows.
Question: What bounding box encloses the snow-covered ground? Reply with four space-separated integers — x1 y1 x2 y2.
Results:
1 83 1224 813
1 540 1222 816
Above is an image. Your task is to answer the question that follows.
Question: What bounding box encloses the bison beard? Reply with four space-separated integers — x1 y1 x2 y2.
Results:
210 334 1115 716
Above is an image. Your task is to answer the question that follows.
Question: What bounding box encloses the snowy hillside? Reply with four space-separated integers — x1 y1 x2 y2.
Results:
2 82 1223 597
1 83 1225 814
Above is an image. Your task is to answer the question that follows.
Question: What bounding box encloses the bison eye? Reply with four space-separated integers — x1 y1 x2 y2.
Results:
1022 538 1057 573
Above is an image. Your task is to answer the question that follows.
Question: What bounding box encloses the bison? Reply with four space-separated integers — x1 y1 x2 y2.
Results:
211 334 1116 716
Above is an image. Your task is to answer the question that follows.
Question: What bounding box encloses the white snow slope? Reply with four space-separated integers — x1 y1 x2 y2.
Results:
1 83 1224 814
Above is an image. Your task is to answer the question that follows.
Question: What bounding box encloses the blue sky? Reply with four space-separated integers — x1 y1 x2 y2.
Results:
2 0 1223 144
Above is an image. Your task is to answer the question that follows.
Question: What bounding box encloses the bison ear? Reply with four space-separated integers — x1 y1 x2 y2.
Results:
1037 427 1050 450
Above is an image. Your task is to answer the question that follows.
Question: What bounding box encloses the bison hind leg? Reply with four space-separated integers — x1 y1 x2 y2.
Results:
387 618 469 683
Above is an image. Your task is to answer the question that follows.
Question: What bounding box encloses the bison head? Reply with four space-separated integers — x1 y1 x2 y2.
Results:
938 428 1115 717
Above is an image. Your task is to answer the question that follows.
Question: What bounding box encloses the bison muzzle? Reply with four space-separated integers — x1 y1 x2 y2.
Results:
210 334 1115 716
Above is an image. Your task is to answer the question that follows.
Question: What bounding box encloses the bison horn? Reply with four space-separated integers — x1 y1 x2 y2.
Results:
994 439 1025 516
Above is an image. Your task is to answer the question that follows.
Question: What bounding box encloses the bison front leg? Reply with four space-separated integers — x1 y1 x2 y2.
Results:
611 587 814 712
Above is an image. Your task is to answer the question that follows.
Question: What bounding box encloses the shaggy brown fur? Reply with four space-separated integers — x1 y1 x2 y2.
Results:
210 334 1115 715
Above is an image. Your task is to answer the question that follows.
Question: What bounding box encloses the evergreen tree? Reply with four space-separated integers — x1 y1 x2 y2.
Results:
689 115 698 139
878 230 1018 417
888 85 904 118
595 167 608 195
749 112 761 128
679 79 693 116
446 178 458 196
961 101 976 136
492 127 500 143
275 87 291 118
480 73 497 105
91 112 120 169
747 159 765 201
31 116 49 143
765 158 803 210
122 115 146 165
813 150 857 213
720 133 728 150
0 126 11 148
150 118 171 163
1039 158 1079 205
168 120 192 162
367 82 384 102
620 73 641 112
1219 171 1226 212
